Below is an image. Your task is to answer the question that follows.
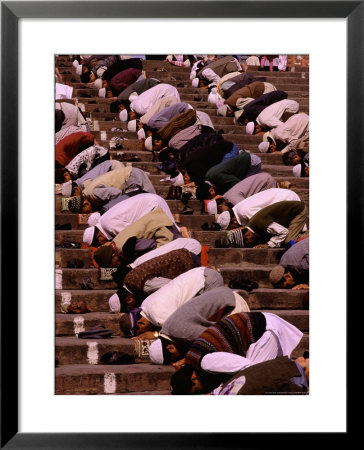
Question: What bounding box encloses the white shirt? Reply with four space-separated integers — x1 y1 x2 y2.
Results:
130 84 181 116
141 267 207 327
97 193 177 240
257 99 299 129
233 188 301 225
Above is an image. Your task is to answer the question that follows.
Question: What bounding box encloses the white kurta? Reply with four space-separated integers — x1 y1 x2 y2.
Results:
55 83 73 100
129 238 202 269
140 267 207 327
256 99 300 129
130 83 181 116
97 193 177 240
232 188 301 225
269 113 309 154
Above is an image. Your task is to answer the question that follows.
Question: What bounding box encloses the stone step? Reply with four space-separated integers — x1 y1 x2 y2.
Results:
55 289 309 314
55 214 215 231
55 246 284 269
55 362 175 394
55 309 308 337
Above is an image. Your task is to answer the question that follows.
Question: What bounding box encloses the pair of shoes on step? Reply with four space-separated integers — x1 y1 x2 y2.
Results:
167 186 182 200
228 279 258 292
181 205 193 215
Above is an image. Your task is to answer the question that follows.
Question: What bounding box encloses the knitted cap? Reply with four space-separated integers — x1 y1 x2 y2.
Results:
83 227 95 246
94 245 113 267
127 119 137 132
269 265 285 285
109 292 121 313
68 196 84 213
246 122 255 135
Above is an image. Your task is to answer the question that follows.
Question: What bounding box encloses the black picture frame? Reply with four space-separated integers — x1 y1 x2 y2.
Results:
1 1 357 448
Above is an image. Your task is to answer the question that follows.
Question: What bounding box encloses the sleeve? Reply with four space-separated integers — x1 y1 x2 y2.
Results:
92 186 123 202
266 221 289 248
153 226 174 247
200 352 254 374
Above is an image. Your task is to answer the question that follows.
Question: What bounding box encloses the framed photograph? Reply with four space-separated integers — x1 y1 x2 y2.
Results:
2 1 357 447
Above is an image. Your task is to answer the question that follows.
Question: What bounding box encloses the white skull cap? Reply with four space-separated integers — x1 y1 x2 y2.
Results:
108 293 121 313
127 120 137 132
207 200 217 215
217 211 231 230
144 136 153 151
119 109 128 122
148 339 164 364
76 65 83 75
94 78 103 89
83 227 95 246
98 88 106 98
258 141 270 153
246 122 255 135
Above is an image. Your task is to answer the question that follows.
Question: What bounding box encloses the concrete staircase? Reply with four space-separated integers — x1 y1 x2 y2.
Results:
55 56 309 395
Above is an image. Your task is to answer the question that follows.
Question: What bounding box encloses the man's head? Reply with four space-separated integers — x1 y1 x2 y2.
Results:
55 168 71 184
81 198 93 214
129 110 138 121
269 265 296 288
241 227 258 247
94 244 121 268
170 365 223 395
80 71 94 83
136 316 151 335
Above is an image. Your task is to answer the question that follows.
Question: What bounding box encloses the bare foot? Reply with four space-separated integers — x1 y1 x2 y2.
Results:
180 226 190 238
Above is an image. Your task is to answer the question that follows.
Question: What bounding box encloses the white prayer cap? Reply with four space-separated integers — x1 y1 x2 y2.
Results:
258 141 270 153
127 120 137 132
83 227 95 246
292 164 302 177
207 200 217 215
137 128 146 140
184 59 191 68
72 59 79 68
98 88 106 98
217 211 231 230
94 78 103 89
262 131 273 143
192 78 199 88
108 293 121 313
88 212 101 227
148 339 164 364
128 92 138 102
61 180 72 197
190 70 197 80
143 136 152 151
171 172 184 186
76 65 83 76
119 109 128 122
246 122 255 135
208 92 219 104
217 105 228 117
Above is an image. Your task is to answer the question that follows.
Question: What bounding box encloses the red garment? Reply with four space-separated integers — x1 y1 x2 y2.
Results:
200 245 209 266
109 68 142 94
55 131 94 168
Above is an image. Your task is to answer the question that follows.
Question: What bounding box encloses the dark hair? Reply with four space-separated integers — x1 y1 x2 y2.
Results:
55 167 70 184
194 368 229 394
80 71 91 83
170 365 194 395
282 150 300 166
110 100 121 113
117 287 140 312
112 265 132 289
55 109 65 132
196 183 212 201
160 337 191 365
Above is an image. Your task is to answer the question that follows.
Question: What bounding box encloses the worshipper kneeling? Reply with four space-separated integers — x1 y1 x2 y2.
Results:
269 237 309 290
148 286 250 365
170 312 303 395
118 267 224 339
